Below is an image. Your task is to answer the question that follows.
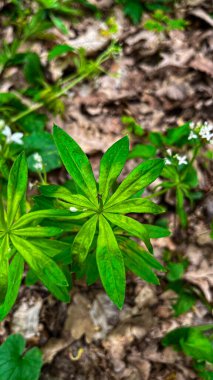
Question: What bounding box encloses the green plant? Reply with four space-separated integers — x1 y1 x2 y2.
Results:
40 125 170 308
162 325 213 380
0 43 120 179
144 10 188 32
0 153 73 320
127 120 213 227
116 0 177 24
0 334 42 380
121 115 144 137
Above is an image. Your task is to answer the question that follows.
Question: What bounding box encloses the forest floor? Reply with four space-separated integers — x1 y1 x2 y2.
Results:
0 1 213 379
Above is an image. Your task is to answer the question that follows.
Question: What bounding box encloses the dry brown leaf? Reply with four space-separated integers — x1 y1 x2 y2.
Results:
190 8 213 27
42 338 69 364
190 54 213 77
63 294 96 343
184 268 213 302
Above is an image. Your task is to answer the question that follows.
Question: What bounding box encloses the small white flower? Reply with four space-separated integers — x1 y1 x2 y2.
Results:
33 153 43 163
2 126 23 145
34 162 43 170
199 122 213 142
10 132 24 145
165 158 172 165
176 154 188 165
166 148 172 156
70 207 78 212
188 131 198 140
33 153 43 171
189 122 195 129
2 125 11 137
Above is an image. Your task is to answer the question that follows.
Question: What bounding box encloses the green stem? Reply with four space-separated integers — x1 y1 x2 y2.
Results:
11 43 117 124
190 144 200 165
11 72 88 123
144 188 169 200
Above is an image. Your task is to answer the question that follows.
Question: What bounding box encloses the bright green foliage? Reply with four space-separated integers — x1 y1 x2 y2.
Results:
116 0 178 24
0 334 42 380
165 258 197 316
0 153 72 320
40 125 170 308
160 163 199 227
48 44 75 61
162 325 213 379
144 10 188 32
126 121 209 227
121 115 144 137
116 0 144 24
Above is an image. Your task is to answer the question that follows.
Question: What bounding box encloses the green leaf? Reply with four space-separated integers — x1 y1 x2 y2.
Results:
119 237 163 284
128 144 156 159
24 132 61 173
26 268 70 302
72 214 98 262
105 159 164 207
99 136 129 203
85 253 99 286
0 334 42 380
50 13 68 34
40 185 96 210
29 239 71 261
118 0 143 24
0 196 6 231
12 209 73 229
163 326 213 364
19 113 47 133
167 262 186 282
96 215 125 308
11 236 68 287
12 226 63 238
122 246 159 284
165 123 190 147
0 253 24 321
182 166 198 188
7 153 28 226
53 125 98 206
173 291 196 316
176 187 187 227
0 92 25 111
23 52 44 86
104 198 165 214
143 224 170 238
0 236 9 304
48 44 75 60
104 212 153 253
118 237 164 271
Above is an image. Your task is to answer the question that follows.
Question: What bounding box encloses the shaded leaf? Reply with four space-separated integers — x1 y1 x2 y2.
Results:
96 215 125 308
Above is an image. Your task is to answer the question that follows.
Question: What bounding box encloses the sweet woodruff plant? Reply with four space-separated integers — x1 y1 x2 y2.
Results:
0 126 169 317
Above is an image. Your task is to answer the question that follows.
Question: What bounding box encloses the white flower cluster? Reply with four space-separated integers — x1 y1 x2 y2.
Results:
189 121 213 143
164 149 188 166
33 153 43 171
0 120 23 145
